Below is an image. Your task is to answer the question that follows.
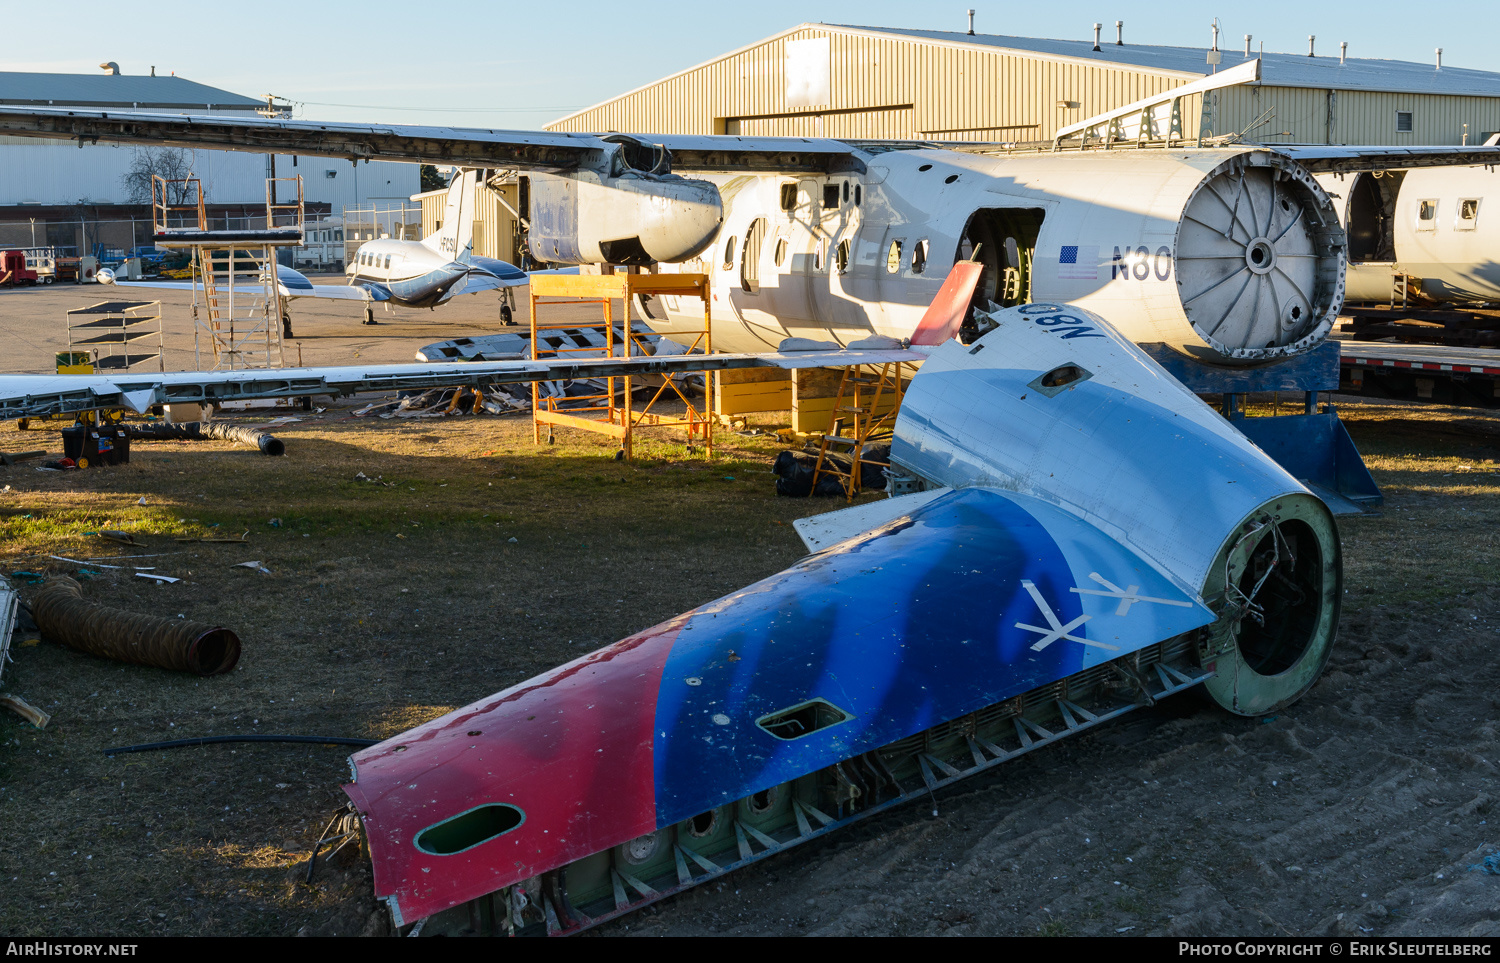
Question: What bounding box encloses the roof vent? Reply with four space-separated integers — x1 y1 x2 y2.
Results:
1436 47 1443 70
1340 42 1347 66
1092 22 1102 52
1115 21 1123 45
966 9 974 35
1308 35 1316 57
1244 34 1252 57
98 62 120 76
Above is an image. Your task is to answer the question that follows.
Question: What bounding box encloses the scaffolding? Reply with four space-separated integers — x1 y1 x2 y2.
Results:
528 272 713 459
809 361 913 501
64 300 164 372
151 175 305 370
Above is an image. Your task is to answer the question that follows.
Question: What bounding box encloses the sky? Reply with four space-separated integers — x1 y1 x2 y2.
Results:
4 1 1495 130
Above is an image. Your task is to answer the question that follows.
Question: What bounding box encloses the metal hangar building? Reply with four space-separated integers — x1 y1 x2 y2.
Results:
545 22 1500 146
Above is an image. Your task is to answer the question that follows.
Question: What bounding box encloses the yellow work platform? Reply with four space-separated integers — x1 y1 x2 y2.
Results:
528 272 713 459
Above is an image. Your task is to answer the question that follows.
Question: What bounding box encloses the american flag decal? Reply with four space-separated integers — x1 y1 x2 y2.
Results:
1057 245 1099 280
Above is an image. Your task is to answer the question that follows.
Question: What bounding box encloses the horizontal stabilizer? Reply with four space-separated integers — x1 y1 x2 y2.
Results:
793 488 950 552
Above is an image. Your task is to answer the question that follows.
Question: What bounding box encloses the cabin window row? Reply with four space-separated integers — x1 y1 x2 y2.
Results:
1416 198 1482 231
721 224 932 285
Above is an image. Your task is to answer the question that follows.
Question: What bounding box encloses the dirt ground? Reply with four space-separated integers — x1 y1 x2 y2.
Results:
0 280 1497 938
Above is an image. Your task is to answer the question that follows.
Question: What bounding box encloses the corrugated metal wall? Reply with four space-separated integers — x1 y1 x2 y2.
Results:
1219 86 1500 144
418 182 520 263
547 25 1196 141
549 24 1500 149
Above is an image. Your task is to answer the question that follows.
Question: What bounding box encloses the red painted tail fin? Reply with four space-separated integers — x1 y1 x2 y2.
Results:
909 261 983 346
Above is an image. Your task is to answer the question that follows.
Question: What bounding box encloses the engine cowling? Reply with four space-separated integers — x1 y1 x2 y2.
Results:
528 168 723 266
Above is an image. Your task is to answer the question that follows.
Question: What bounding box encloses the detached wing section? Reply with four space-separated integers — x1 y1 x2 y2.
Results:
0 343 920 420
344 485 1212 925
1276 145 1500 173
101 266 389 303
0 107 866 174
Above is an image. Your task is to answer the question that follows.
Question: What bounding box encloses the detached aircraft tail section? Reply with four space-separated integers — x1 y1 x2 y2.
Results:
341 299 1342 935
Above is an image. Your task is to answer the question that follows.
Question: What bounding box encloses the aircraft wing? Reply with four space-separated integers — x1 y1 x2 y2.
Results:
0 107 867 174
276 267 389 302
1274 145 1500 172
98 266 391 303
0 339 919 419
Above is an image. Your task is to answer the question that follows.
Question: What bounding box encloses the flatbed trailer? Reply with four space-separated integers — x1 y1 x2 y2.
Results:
1337 338 1500 408
1340 303 1500 348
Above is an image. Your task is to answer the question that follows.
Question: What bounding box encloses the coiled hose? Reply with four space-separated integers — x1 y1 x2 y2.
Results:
127 422 284 456
31 576 241 676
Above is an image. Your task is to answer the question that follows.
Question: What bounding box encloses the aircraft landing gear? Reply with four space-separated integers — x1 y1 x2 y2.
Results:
282 310 294 339
500 304 513 324
363 305 378 326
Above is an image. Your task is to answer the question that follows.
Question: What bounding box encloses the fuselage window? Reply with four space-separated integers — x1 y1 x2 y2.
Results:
1458 198 1481 230
780 184 797 212
835 239 851 274
1418 200 1438 231
912 239 928 274
384 255 391 270
854 184 862 206
741 219 766 294
723 235 738 270
886 239 903 273
774 237 788 267
822 185 840 210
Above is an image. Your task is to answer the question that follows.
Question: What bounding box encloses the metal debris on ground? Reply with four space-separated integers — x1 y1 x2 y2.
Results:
174 531 250 543
233 561 271 574
30 575 240 676
134 573 181 583
352 385 531 419
0 694 49 729
96 530 142 546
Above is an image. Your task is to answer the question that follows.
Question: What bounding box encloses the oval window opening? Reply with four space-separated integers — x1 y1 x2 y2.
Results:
757 698 852 741
912 239 928 275
415 803 525 855
774 237 788 267
835 239 851 274
1040 365 1085 389
886 239 903 273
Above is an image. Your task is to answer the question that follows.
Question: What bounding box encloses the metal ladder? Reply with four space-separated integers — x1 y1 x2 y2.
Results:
809 362 908 502
193 245 284 370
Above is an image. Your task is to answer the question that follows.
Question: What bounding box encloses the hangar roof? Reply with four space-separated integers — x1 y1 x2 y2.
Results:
0 71 265 111
839 24 1500 99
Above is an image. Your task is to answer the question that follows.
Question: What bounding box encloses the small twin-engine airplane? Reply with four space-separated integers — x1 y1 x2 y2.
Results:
98 168 531 333
0 63 1494 934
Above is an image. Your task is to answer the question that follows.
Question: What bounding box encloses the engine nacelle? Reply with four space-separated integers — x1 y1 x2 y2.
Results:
528 167 723 266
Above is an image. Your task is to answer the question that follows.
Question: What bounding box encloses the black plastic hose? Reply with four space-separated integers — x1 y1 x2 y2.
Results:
127 422 285 456
104 734 379 756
